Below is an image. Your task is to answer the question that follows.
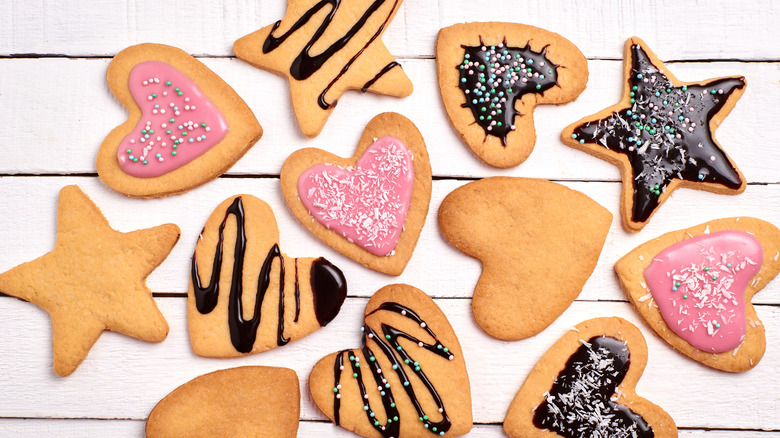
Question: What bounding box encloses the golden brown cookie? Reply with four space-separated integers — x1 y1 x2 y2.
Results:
234 0 413 137
280 112 431 276
146 366 300 438
0 185 179 376
309 284 472 438
615 217 780 372
504 317 677 438
438 177 611 340
98 43 263 198
189 194 347 357
436 22 588 168
562 37 746 232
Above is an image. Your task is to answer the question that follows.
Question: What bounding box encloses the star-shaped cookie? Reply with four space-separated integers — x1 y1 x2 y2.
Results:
0 185 180 376
234 0 413 137
562 37 746 232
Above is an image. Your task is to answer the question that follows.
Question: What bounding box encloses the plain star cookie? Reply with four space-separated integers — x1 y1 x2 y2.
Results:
189 194 347 357
615 217 780 372
146 366 300 438
234 0 413 137
562 37 746 232
504 317 677 438
0 185 180 376
437 22 588 168
438 177 611 340
98 43 263 198
309 284 472 438
281 112 431 275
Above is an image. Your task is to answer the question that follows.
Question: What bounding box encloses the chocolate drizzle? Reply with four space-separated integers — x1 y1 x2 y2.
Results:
533 336 653 438
572 44 744 223
332 302 454 437
191 197 347 353
361 61 400 93
262 0 402 110
458 39 558 144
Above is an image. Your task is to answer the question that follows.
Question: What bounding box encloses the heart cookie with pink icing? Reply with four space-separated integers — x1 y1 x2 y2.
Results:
281 112 431 275
616 217 780 372
98 43 263 197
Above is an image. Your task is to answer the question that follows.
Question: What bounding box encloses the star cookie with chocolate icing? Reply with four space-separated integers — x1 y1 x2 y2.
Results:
0 185 180 376
562 37 746 232
234 0 413 137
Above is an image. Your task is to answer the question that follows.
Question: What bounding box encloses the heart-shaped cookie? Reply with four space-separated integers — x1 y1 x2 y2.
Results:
504 317 677 438
189 195 347 357
436 23 588 168
281 112 432 275
438 177 611 340
616 217 780 372
309 284 472 438
98 43 263 198
146 366 299 438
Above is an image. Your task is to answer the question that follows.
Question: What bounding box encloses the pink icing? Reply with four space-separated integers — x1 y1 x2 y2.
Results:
117 61 229 178
298 136 414 256
643 230 763 353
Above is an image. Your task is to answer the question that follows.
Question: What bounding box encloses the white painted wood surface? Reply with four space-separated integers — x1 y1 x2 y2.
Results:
1 0 779 436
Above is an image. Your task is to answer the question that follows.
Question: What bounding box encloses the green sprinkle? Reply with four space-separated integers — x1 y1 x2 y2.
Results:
166 130 172 134
352 372 358 378
126 149 132 154
172 151 177 156
682 86 688 91
535 84 541 90
170 118 175 123
630 98 636 104
632 86 638 91
385 335 391 340
165 81 171 86
333 387 338 393
201 122 207 127
369 356 375 362
683 294 688 299
704 267 709 272
443 347 449 353
390 403 395 408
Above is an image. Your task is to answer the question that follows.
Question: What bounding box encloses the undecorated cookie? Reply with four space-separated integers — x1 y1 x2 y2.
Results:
562 37 746 232
615 217 780 372
234 0 412 137
281 112 432 276
146 366 299 438
0 185 179 376
309 284 472 438
189 194 347 357
436 22 588 168
98 43 263 198
504 317 677 438
438 177 611 340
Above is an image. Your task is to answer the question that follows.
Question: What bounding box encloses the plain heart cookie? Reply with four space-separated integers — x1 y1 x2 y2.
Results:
309 284 472 438
189 194 347 357
436 22 588 168
504 317 677 438
234 0 413 137
281 112 432 275
98 43 263 198
438 177 611 340
615 217 780 371
146 366 299 438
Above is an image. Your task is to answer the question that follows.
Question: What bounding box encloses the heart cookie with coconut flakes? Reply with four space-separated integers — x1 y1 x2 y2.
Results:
616 217 780 372
308 284 472 438
98 43 263 198
504 317 677 438
281 112 431 275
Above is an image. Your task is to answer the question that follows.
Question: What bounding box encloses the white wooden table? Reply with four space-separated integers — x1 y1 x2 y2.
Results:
1 1 779 436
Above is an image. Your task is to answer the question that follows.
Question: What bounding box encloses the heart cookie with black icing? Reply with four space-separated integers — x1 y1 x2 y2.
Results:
504 317 677 438
281 112 432 275
188 194 347 358
98 43 263 198
308 284 472 438
439 177 611 340
616 217 780 372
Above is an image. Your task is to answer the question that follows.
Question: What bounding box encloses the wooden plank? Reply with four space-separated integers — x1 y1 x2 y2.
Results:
0 296 778 429
0 420 777 438
0 177 779 305
0 58 777 181
1 0 777 60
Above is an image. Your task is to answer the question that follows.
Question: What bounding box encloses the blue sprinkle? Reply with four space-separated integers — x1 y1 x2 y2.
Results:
637 73 643 79
461 78 466 83
140 138 146 143
189 138 194 143
626 110 632 116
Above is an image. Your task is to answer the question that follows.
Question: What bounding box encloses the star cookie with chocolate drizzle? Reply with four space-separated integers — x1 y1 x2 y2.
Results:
562 37 746 232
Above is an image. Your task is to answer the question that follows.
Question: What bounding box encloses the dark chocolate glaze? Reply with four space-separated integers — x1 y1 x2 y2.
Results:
533 336 653 438
458 40 558 145
310 257 347 326
293 258 300 322
332 302 454 437
262 0 403 110
572 43 744 223
361 61 399 93
191 197 346 353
